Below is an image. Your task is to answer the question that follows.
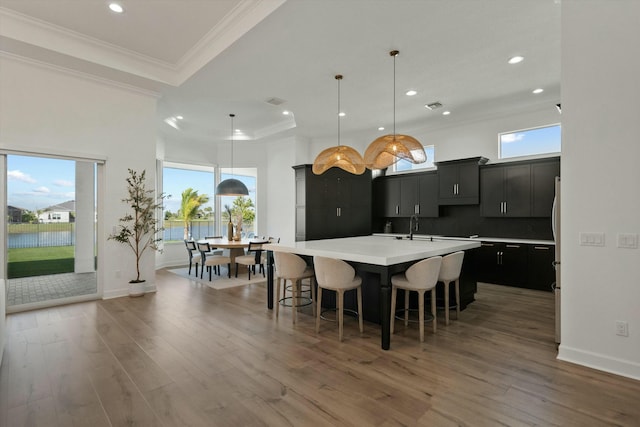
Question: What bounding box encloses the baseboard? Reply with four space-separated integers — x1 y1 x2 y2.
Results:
103 283 157 300
558 344 640 381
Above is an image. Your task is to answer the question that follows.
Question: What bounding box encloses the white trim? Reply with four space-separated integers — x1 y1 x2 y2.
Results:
558 344 640 381
0 146 107 163
0 51 162 98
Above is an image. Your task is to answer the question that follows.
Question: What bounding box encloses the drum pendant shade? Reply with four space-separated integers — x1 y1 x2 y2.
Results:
216 113 249 196
312 75 366 175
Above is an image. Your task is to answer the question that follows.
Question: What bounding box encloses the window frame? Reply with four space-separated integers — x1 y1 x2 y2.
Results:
498 123 561 160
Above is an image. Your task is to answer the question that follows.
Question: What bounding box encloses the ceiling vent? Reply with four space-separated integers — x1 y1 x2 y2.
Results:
265 97 286 106
425 102 443 110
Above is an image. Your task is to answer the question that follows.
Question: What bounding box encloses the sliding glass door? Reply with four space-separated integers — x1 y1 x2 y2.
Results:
3 153 99 312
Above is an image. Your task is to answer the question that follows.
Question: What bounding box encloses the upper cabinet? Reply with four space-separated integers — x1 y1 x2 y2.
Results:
436 157 488 205
294 165 372 241
373 171 439 218
480 157 560 218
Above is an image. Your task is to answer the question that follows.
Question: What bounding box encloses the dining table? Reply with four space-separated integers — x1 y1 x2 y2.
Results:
197 237 266 273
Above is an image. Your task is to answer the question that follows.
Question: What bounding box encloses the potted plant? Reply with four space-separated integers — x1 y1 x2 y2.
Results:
108 169 165 296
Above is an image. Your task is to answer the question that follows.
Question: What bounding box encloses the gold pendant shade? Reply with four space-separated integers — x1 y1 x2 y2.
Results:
312 145 366 175
364 50 426 170
364 133 426 170
312 74 366 175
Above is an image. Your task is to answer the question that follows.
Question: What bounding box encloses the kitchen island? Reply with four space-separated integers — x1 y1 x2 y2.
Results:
266 235 481 350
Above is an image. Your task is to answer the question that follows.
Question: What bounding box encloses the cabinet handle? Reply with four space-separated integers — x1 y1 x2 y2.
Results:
395 205 399 215
456 183 459 195
415 204 420 214
453 184 456 195
506 244 520 248
534 246 550 250
504 201 507 214
499 251 504 265
336 207 341 217
496 251 500 264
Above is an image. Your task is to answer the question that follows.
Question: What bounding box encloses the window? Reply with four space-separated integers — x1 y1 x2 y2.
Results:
392 145 435 172
219 167 257 238
499 124 561 159
162 164 216 242
161 163 258 242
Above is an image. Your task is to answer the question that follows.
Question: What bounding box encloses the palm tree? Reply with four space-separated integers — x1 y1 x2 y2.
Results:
179 188 209 239
231 197 255 235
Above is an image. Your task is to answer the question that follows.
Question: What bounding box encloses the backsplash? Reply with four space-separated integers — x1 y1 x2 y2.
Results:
373 204 553 241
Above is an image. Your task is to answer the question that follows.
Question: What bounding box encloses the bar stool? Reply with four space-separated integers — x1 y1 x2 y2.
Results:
438 251 465 325
390 256 442 342
313 256 363 342
274 252 316 323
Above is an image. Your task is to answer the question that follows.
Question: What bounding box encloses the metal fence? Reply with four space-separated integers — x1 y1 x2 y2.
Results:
8 223 76 248
163 220 217 241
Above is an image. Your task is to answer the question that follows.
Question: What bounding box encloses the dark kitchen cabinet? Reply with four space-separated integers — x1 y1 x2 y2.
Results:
531 158 560 217
475 242 528 288
294 165 372 241
528 244 555 291
480 157 560 218
373 171 439 218
474 241 555 291
480 164 531 217
436 157 488 205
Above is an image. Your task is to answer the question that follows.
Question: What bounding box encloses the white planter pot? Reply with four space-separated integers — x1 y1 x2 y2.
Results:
129 280 146 297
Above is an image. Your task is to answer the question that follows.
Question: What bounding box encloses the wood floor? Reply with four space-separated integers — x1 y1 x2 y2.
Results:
1 270 639 427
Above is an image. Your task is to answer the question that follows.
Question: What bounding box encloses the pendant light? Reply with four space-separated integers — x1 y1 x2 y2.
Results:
216 113 249 196
312 74 366 175
364 50 426 170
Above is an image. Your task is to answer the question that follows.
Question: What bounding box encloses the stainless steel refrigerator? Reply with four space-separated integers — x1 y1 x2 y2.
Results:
552 176 561 344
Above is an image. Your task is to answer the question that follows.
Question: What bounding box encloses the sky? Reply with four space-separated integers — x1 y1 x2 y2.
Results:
7 155 76 211
162 167 256 216
7 156 256 215
500 124 561 159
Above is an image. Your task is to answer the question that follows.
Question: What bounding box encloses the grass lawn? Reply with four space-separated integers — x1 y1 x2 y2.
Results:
8 246 76 278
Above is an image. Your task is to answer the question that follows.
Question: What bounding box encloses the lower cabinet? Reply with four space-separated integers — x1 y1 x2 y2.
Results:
475 241 554 291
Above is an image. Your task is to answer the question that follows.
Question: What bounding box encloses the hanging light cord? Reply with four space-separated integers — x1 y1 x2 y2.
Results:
391 50 399 138
336 74 342 147
229 113 235 176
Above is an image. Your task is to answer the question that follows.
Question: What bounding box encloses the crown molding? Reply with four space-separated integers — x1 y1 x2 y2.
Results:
176 0 287 85
0 1 286 87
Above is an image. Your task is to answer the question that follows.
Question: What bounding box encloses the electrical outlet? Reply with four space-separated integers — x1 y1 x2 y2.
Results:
615 320 629 337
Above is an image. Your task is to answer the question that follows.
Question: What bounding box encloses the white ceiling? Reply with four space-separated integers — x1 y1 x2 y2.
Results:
0 0 561 145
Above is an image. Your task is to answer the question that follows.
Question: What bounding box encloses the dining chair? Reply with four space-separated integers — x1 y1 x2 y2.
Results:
184 240 200 276
234 240 268 280
197 242 231 280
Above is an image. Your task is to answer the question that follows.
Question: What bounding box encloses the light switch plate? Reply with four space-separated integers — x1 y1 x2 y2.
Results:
617 233 638 249
579 232 605 247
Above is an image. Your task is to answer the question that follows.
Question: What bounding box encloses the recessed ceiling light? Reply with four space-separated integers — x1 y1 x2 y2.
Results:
378 127 385 131
532 88 544 94
175 115 183 120
442 111 451 116
338 112 345 117
508 55 524 64
282 110 290 115
406 90 417 96
109 3 124 13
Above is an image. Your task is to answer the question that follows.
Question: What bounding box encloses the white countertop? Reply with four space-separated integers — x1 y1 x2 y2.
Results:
373 233 555 246
269 235 481 266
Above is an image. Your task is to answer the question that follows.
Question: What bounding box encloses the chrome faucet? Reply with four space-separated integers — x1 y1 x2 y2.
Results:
409 214 419 240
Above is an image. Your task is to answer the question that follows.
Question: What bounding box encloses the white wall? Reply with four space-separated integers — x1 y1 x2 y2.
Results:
0 55 159 298
558 1 640 380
